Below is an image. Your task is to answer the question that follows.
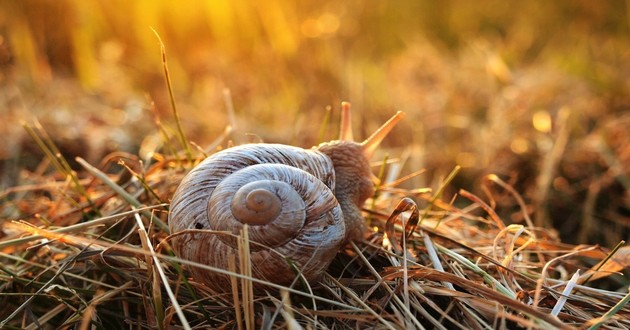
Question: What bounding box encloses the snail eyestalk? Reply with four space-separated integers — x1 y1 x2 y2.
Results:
339 102 354 141
362 111 406 158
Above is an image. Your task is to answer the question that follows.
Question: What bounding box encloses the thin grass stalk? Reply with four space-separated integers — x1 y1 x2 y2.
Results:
581 240 625 285
228 252 244 330
151 109 179 161
78 300 96 330
317 105 332 143
458 189 505 230
133 209 191 330
282 247 318 324
151 28 193 164
223 88 238 140
534 107 571 228
401 209 410 314
7 225 362 309
422 165 461 228
138 222 164 330
77 282 134 330
349 241 392 301
238 225 254 330
412 293 462 330
204 125 233 154
533 246 599 309
23 304 67 330
422 232 455 290
551 270 580 317
485 174 536 235
280 290 302 330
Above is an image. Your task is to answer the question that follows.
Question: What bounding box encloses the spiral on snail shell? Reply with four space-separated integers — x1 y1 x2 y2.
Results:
168 103 404 292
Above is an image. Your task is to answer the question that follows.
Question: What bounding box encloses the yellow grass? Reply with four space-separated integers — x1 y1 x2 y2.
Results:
0 1 628 328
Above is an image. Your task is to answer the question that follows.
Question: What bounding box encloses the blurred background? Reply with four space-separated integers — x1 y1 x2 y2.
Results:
0 0 628 246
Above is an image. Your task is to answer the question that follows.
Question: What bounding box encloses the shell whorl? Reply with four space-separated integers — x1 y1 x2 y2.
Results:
230 182 286 225
207 163 341 250
169 144 337 234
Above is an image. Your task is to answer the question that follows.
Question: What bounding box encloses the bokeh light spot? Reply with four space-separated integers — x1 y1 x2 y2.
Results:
533 110 552 133
510 137 529 154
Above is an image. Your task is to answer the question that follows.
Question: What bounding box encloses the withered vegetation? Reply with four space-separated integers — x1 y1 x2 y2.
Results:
0 114 628 328
1 1 629 329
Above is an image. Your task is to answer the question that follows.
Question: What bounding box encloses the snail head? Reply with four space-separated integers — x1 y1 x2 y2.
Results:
316 102 405 240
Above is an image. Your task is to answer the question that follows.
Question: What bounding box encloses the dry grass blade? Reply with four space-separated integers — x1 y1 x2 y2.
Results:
385 197 419 255
534 107 572 228
134 209 191 329
580 241 628 284
551 270 580 317
151 28 193 164
485 174 537 234
316 105 333 144
238 225 255 330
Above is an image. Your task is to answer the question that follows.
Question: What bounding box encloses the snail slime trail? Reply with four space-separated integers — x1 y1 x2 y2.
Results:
168 103 404 292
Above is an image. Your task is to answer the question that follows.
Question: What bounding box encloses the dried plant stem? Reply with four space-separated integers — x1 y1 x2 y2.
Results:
133 209 191 330
151 28 193 163
486 174 536 234
424 165 461 228
239 225 255 330
317 105 332 143
580 240 625 285
551 270 580 316
224 88 237 131
436 245 515 299
228 253 244 330
534 107 571 228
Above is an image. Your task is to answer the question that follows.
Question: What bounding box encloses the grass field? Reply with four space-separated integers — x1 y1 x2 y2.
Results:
0 1 628 328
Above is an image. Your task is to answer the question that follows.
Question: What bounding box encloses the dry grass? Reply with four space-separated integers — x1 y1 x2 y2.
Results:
0 127 628 328
0 1 629 329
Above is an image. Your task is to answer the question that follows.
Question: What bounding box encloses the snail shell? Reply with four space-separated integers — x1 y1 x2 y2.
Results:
168 104 404 291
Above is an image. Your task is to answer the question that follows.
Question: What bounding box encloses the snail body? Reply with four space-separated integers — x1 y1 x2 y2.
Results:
168 104 404 291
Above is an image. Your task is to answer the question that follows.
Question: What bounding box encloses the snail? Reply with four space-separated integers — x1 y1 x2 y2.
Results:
168 103 404 292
